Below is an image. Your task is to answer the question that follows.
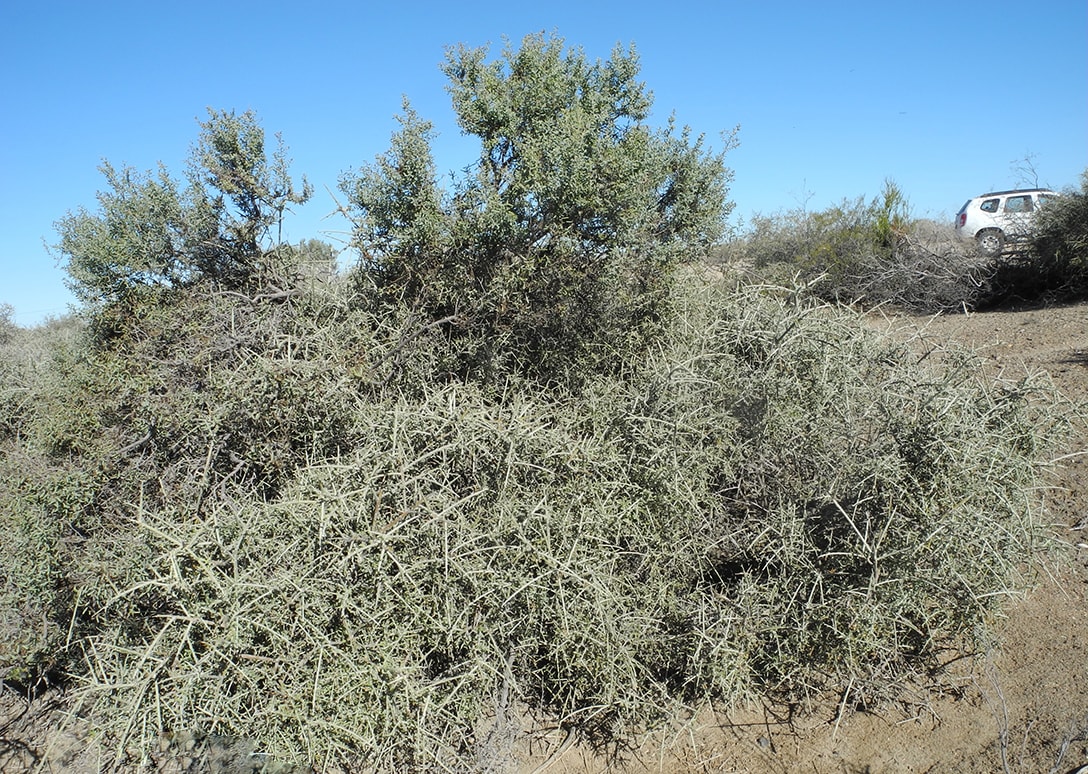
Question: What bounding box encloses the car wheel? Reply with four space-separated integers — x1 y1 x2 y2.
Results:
976 230 1004 257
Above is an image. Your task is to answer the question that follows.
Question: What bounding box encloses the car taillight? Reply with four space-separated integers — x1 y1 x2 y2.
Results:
957 213 966 228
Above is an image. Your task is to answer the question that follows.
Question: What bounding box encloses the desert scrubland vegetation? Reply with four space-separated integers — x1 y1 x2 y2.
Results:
2 32 1086 771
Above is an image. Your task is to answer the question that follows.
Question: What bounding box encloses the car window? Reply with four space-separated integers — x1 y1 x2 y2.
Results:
1005 195 1033 213
1038 194 1053 207
980 199 999 213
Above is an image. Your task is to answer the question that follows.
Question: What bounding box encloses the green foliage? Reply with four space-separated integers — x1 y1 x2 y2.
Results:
1033 171 1088 266
341 32 735 383
55 162 192 308
758 179 909 281
187 108 313 286
345 102 444 273
871 178 911 250
55 109 311 319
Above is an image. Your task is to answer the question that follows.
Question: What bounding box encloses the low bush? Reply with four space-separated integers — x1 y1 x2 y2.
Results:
728 174 1088 312
983 171 1088 306
1 271 1061 770
723 182 994 312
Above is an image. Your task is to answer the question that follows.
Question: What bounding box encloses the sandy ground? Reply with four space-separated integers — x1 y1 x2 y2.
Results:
3 302 1086 773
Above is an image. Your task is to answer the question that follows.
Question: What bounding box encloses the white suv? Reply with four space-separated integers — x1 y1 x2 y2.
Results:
954 188 1058 256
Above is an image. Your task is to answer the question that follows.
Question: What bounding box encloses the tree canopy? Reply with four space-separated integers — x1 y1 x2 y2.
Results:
341 32 736 382
56 109 311 313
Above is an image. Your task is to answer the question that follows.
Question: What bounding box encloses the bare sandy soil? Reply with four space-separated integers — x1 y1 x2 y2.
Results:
3 303 1086 773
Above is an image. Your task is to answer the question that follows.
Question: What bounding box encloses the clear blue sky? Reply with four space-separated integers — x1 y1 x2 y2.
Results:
2 0 1085 325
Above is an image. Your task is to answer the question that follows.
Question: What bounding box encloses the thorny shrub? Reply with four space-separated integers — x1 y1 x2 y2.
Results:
1 37 1077 771
0 271 1066 770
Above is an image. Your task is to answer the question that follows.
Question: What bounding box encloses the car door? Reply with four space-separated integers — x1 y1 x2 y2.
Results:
1001 194 1035 239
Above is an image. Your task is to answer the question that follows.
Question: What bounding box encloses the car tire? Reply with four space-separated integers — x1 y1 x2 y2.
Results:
976 229 1005 257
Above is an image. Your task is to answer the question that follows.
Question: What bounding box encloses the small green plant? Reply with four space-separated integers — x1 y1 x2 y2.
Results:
871 178 911 250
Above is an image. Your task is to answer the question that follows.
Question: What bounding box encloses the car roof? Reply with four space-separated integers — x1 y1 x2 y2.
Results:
975 188 1057 198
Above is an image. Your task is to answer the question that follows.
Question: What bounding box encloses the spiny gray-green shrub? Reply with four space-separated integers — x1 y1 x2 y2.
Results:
340 31 735 385
0 315 92 691
5 101 315 697
1 34 1066 772
3 272 1061 770
0 303 15 344
726 180 993 311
